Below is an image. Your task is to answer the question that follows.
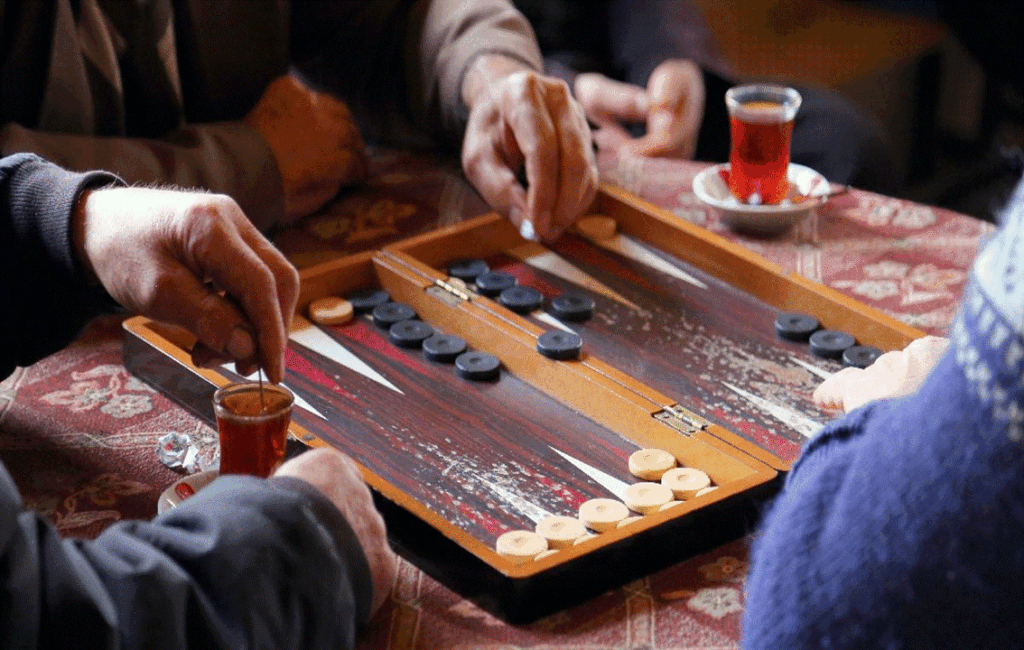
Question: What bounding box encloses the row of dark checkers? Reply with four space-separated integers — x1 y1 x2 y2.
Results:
344 259 598 381
774 313 883 368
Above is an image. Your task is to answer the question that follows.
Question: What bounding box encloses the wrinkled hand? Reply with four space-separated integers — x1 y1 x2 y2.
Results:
74 187 299 383
245 75 368 224
813 336 950 413
574 59 704 159
275 448 397 617
461 56 598 243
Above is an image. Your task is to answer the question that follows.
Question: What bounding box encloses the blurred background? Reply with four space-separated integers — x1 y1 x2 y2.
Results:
689 0 1023 223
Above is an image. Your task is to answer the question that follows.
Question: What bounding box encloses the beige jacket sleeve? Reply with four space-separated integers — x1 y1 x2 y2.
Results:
411 0 544 140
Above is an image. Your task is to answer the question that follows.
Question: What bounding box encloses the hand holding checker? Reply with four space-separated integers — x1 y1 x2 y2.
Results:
460 54 599 243
72 186 299 384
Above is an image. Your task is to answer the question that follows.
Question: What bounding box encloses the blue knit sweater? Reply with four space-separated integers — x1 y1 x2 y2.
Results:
743 186 1024 649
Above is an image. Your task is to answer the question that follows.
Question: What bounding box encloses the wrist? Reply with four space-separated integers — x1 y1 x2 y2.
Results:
71 188 99 283
461 53 538 110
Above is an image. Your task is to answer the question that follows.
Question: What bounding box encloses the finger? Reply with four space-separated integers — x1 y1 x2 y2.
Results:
545 88 598 239
511 77 560 240
231 219 301 333
591 122 635 151
632 61 705 159
142 263 262 371
461 113 530 231
185 217 290 383
812 367 861 410
573 73 649 124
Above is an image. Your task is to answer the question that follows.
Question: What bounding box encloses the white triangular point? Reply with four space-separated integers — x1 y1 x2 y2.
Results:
790 356 834 380
549 446 630 501
533 311 577 333
479 479 554 524
289 316 403 395
595 234 707 290
506 242 643 311
722 382 822 439
224 367 328 421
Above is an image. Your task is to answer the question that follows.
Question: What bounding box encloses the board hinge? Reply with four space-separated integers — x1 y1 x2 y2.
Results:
653 404 709 436
427 278 472 306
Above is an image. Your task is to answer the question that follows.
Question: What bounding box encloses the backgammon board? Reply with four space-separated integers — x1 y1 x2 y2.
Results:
123 184 923 622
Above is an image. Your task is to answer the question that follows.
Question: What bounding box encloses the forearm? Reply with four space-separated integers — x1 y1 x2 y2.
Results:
417 0 542 139
0 122 284 231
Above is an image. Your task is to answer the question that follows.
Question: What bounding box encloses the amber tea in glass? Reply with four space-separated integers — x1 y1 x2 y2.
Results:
725 85 801 205
213 382 294 477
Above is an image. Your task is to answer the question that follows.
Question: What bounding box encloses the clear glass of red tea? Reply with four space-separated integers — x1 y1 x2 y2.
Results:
725 85 802 205
213 382 294 477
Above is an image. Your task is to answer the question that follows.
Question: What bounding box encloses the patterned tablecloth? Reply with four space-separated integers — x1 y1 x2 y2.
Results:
0 149 994 649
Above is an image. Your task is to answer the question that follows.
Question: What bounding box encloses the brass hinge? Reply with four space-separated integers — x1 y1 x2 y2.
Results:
426 278 472 306
653 404 709 436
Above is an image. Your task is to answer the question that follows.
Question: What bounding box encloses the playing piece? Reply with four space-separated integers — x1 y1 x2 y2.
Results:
495 530 548 564
842 345 884 369
548 293 595 321
661 467 712 499
623 482 675 514
536 515 588 549
537 330 583 360
533 549 560 561
616 515 643 528
475 270 518 296
573 532 599 545
347 288 390 314
422 333 467 362
307 296 354 326
575 214 617 240
371 302 416 329
809 329 857 360
498 286 545 314
455 351 501 380
628 448 677 481
447 258 490 282
578 498 630 532
388 320 434 348
774 312 820 341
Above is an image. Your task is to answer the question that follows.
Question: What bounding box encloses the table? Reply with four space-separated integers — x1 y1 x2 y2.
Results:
0 148 993 649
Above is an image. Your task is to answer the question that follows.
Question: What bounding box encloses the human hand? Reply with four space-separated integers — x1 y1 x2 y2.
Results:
813 336 950 413
73 186 299 383
461 55 598 243
574 59 704 159
275 448 397 616
245 75 368 224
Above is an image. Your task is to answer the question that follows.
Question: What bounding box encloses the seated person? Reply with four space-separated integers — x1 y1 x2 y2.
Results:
514 0 898 193
741 175 1024 649
1 152 396 648
0 0 596 242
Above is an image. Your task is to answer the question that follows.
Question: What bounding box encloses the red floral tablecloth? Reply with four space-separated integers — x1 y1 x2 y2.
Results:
0 149 994 649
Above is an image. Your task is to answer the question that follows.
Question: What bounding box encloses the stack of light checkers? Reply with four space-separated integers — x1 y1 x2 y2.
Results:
773 312 883 369
494 448 716 564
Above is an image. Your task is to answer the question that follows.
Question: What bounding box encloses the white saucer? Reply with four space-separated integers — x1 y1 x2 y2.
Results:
693 163 830 235
158 469 219 514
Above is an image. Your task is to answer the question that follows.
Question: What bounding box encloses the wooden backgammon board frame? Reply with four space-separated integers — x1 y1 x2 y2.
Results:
123 184 924 623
